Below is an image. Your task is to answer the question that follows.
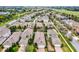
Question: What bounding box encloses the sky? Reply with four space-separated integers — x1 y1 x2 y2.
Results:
0 0 79 6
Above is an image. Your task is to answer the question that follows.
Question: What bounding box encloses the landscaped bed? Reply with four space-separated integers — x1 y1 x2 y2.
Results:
5 43 20 52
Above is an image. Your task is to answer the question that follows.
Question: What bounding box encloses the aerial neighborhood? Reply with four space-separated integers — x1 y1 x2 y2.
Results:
0 6 79 52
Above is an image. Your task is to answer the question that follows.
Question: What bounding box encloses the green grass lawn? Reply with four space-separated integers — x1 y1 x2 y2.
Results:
53 9 79 22
0 45 4 52
11 45 19 52
54 9 79 17
58 34 71 52
26 44 36 52
0 12 29 26
59 32 77 52
5 43 20 52
0 20 13 26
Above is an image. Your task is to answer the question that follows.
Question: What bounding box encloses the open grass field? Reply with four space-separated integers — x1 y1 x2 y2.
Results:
55 9 79 17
